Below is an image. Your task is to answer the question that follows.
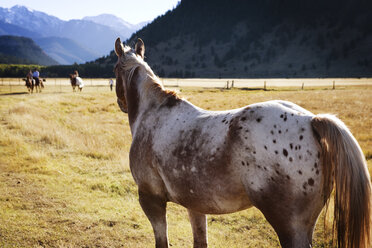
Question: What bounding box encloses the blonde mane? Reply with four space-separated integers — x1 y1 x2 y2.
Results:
117 46 181 105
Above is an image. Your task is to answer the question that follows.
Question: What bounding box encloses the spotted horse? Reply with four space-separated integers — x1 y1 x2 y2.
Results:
114 38 371 248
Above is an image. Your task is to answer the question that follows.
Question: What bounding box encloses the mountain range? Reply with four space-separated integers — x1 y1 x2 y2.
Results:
83 14 149 40
96 0 372 78
0 5 147 65
0 35 57 65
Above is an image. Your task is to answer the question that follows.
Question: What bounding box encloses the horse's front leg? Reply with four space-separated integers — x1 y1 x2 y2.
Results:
138 190 168 248
188 209 208 248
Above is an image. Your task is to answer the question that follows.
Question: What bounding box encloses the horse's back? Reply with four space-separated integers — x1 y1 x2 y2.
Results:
131 100 323 216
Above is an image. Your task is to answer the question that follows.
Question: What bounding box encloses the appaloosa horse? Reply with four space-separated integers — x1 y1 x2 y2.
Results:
114 38 371 248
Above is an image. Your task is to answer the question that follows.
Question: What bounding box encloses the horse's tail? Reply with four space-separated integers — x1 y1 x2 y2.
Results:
311 114 371 248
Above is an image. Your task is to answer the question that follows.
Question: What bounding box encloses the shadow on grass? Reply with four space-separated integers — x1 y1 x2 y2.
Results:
240 87 267 91
0 92 29 96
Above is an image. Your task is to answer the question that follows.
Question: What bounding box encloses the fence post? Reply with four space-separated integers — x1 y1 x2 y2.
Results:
332 80 335 90
232 80 234 88
264 81 266 90
302 82 304 90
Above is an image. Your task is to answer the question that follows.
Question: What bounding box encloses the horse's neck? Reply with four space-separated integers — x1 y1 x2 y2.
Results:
125 67 147 130
127 68 184 135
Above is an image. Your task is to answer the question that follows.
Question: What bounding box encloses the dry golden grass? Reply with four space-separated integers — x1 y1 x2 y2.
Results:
0 85 371 247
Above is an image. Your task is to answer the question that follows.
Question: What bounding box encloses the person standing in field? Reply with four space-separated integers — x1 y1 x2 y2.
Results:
109 78 114 91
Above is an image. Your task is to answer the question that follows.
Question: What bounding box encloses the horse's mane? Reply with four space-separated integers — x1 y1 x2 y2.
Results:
118 46 181 105
144 76 181 106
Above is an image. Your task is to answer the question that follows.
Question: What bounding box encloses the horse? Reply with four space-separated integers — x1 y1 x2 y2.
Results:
23 75 34 93
113 38 371 248
33 77 45 93
69 74 77 92
69 74 84 92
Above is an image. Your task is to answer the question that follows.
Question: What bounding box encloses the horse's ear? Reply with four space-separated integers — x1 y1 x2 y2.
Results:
115 37 125 57
135 38 145 59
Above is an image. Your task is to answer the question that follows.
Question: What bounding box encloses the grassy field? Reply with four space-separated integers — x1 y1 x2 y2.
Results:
0 84 371 247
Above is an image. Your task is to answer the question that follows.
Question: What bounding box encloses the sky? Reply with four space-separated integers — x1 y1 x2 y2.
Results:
0 0 180 24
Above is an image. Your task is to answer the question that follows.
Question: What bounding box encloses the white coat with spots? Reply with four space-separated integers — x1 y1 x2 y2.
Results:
114 38 371 248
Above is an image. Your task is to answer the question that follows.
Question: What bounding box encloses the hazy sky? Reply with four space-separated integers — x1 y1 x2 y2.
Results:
0 0 180 24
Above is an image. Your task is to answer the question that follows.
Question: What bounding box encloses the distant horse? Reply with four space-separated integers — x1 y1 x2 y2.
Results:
114 38 371 248
69 74 84 92
33 77 45 93
23 77 45 93
69 74 77 91
23 75 34 93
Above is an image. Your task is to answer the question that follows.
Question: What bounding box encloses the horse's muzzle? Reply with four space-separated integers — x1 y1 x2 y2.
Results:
117 98 128 113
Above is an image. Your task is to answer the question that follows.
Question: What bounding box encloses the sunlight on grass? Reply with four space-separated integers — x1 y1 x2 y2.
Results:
0 85 371 247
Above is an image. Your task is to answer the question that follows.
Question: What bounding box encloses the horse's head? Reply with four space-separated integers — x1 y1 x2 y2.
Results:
114 37 145 114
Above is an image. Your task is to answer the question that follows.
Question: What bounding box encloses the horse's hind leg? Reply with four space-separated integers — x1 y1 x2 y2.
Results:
244 176 323 247
138 190 168 248
188 209 207 248
271 222 314 248
251 194 321 248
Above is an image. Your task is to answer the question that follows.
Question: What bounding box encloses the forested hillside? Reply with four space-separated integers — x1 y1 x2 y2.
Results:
95 0 372 78
0 35 58 66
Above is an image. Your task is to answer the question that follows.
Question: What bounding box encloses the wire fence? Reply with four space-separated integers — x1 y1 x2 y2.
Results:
0 78 115 94
1 77 371 94
160 77 372 89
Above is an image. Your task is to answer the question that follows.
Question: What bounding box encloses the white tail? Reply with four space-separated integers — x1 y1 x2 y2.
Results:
311 114 371 248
